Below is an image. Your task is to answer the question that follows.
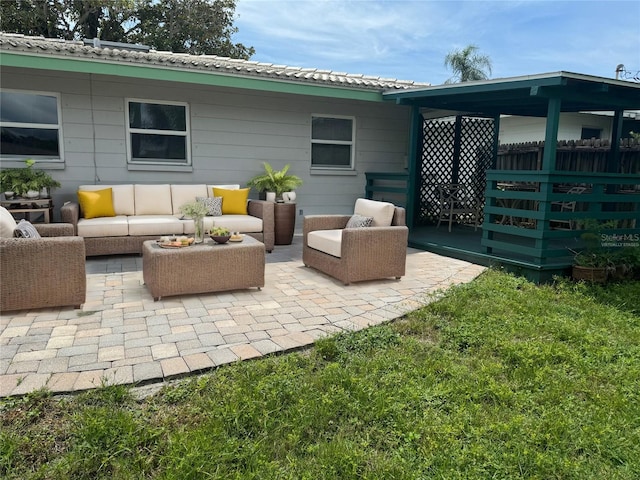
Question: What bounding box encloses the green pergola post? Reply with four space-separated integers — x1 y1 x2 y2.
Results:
535 96 562 262
406 105 422 230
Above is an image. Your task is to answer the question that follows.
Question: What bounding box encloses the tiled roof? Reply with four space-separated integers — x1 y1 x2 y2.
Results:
0 32 430 91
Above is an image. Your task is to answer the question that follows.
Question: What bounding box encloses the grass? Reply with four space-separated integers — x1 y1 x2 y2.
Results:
2 270 639 479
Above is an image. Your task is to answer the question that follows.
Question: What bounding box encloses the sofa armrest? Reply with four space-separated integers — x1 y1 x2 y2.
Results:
35 223 75 237
248 200 275 251
0 236 86 311
60 202 80 234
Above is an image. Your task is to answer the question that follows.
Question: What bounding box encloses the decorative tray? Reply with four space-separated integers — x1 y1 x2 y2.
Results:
159 243 191 249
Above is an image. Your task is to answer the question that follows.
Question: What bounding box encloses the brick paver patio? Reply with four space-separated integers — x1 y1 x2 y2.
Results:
0 236 485 397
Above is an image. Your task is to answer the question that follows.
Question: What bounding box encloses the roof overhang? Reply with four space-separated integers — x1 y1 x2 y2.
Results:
0 33 428 103
0 51 389 102
383 72 640 117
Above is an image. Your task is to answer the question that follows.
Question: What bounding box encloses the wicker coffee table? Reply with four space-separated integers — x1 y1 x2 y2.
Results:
142 236 265 300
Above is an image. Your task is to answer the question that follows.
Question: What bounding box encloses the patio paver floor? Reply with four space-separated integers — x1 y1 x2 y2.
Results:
0 235 485 397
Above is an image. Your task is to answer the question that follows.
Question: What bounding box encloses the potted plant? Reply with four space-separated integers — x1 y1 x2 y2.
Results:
179 201 209 243
570 219 617 283
247 162 303 202
0 159 61 199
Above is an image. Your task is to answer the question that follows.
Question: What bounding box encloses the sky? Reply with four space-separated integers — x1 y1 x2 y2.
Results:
234 0 640 86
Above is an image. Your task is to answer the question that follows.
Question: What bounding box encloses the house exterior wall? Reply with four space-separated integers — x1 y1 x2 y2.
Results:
1 66 411 224
498 113 613 144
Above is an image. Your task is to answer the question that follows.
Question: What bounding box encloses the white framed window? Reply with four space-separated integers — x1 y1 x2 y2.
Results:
126 98 190 165
0 90 63 162
311 115 355 169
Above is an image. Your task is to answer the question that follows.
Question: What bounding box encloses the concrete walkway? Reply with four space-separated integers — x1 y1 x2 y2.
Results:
0 236 485 397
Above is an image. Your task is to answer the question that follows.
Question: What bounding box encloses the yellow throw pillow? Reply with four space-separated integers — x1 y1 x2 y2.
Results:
77 188 116 219
212 187 249 215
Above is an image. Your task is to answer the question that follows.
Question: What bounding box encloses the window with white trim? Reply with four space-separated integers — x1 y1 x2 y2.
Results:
0 90 63 161
311 115 355 169
126 99 190 165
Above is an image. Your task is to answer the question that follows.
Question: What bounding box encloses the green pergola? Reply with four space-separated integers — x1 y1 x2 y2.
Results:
380 72 640 281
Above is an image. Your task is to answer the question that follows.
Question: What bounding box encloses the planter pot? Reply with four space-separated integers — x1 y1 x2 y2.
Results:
282 191 296 203
265 192 276 203
25 190 40 199
572 265 608 283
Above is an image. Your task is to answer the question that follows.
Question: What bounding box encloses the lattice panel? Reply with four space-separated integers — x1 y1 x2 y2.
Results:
417 116 495 225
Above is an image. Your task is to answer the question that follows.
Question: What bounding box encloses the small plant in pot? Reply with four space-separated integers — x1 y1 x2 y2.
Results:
570 219 617 283
180 201 209 243
247 162 303 202
0 159 61 199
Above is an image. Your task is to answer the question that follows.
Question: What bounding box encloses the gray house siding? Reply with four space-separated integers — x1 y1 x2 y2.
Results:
2 66 410 225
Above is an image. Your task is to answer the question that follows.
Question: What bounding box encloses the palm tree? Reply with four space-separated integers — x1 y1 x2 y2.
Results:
444 45 492 84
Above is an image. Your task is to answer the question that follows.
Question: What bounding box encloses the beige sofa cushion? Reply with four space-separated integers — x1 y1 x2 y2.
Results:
354 198 395 227
79 185 135 216
202 215 263 233
171 184 208 215
128 215 184 236
308 229 342 258
135 185 172 215
77 216 129 237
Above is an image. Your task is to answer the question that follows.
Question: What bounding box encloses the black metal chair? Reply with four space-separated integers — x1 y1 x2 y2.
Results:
436 183 482 232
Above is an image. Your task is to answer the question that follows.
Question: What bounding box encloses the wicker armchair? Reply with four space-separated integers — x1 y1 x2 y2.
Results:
0 223 86 312
303 200 408 285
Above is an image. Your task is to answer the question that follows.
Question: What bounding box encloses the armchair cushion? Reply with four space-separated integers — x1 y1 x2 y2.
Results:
0 206 17 237
308 229 343 258
354 198 395 226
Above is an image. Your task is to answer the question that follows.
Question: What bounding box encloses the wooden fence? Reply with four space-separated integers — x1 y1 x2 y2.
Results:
497 138 640 173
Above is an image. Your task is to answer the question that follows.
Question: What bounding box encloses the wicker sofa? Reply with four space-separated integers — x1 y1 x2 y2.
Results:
303 198 408 285
61 184 275 256
0 220 86 312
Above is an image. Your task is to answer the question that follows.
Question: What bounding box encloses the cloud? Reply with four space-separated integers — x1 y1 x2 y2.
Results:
235 0 640 84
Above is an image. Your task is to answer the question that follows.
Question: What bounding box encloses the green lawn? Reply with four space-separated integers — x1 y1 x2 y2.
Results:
2 270 639 479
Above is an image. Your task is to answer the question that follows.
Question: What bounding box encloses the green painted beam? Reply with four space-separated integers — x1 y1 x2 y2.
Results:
0 52 385 102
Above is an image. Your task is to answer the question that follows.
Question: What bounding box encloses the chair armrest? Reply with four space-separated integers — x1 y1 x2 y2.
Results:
303 215 351 234
60 202 80 234
35 223 75 237
341 225 409 259
248 200 275 251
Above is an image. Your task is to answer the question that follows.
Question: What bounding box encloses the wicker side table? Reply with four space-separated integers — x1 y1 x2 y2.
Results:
142 236 265 300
